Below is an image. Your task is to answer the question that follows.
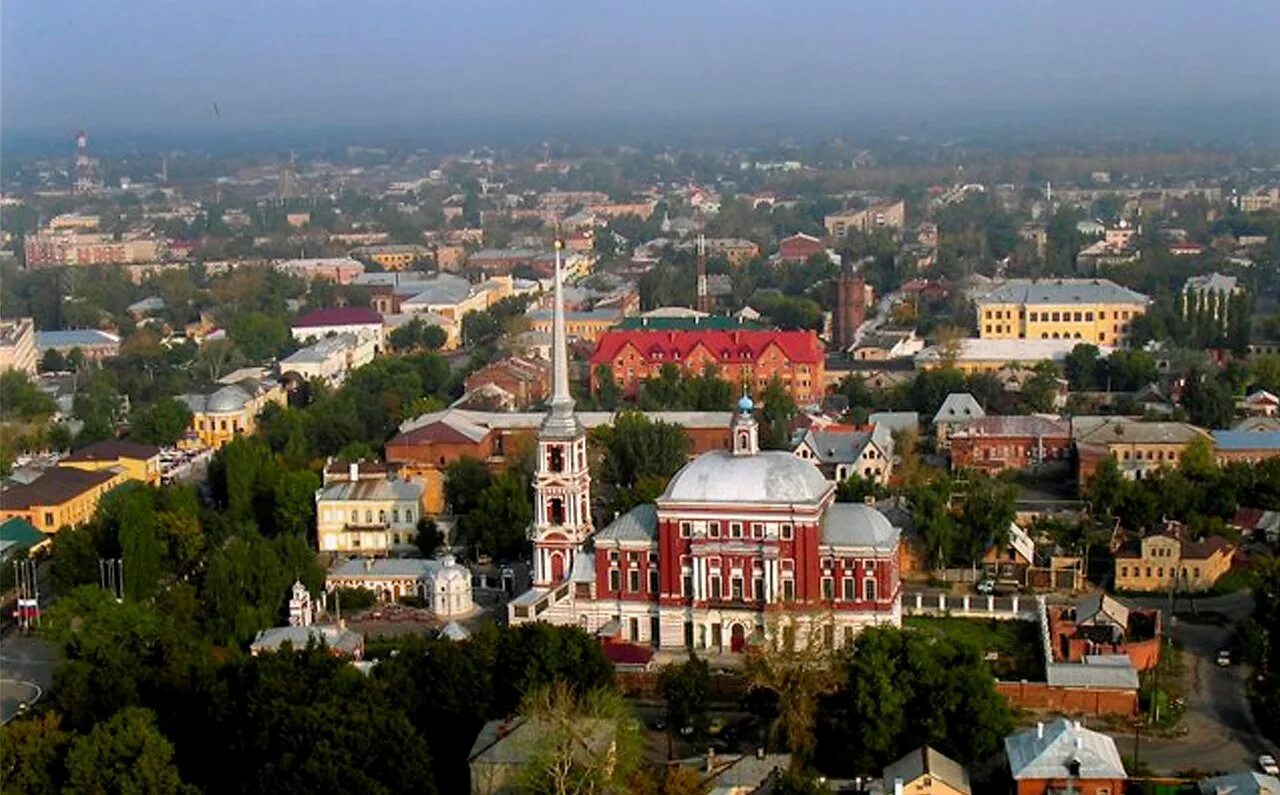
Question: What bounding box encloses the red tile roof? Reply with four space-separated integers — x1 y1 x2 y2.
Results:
589 329 824 367
293 307 382 328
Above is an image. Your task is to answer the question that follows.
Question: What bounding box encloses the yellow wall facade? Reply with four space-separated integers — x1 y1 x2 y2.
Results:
977 301 1147 345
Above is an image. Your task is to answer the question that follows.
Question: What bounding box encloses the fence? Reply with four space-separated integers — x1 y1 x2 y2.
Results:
902 591 1037 620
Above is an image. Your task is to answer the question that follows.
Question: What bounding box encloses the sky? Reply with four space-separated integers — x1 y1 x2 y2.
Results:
3 0 1278 141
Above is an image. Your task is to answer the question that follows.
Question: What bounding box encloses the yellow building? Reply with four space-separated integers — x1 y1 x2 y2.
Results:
974 278 1149 346
176 377 287 450
351 244 429 270
882 747 972 795
60 440 162 485
315 468 425 555
824 200 907 239
0 467 128 533
1114 521 1234 593
1073 416 1209 485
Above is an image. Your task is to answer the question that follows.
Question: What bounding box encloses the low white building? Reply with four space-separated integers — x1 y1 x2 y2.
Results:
327 555 476 618
291 307 384 348
279 333 377 387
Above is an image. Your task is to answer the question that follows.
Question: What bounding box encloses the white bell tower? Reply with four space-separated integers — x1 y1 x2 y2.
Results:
530 237 593 586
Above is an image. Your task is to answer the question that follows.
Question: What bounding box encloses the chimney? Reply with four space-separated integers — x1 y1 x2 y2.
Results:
349 461 359 482
894 779 904 795
1037 722 1044 739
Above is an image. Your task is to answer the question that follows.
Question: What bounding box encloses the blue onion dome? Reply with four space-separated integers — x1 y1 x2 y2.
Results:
737 394 755 413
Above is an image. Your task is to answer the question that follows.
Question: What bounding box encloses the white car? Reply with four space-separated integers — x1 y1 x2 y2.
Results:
975 580 995 595
1259 755 1279 776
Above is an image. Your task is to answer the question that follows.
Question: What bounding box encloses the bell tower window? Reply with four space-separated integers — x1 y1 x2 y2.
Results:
548 497 565 525
548 445 564 473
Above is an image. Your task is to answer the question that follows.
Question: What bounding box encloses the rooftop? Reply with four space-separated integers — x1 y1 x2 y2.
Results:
933 393 985 424
590 328 824 366
61 439 162 463
292 307 382 328
1073 416 1209 446
0 467 121 511
317 478 422 503
976 278 1149 306
661 450 832 506
1005 718 1127 781
882 746 971 794
328 557 441 579
819 502 900 551
917 338 1115 365
35 329 121 348
595 503 658 544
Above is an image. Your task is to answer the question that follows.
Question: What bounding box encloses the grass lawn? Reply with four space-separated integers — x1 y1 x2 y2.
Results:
903 616 1044 681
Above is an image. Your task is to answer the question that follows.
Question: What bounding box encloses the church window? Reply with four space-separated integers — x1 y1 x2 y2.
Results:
843 577 855 600
752 523 764 538
649 570 660 594
628 570 640 593
609 570 621 591
710 577 722 600
782 525 794 540
782 579 795 601
821 578 834 600
730 523 743 539
680 522 692 538
548 498 565 525
548 445 564 472
863 578 877 601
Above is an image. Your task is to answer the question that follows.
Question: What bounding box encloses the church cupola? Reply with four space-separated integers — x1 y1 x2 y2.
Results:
731 393 759 456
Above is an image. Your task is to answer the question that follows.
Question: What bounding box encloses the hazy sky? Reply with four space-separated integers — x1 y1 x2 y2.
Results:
4 0 1278 135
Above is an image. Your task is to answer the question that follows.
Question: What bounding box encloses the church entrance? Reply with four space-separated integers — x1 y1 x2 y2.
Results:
730 623 746 653
551 552 565 582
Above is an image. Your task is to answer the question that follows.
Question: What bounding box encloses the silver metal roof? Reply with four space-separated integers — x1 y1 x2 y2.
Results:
1005 718 1128 781
595 504 658 543
819 503 899 550
976 278 1148 306
660 450 832 505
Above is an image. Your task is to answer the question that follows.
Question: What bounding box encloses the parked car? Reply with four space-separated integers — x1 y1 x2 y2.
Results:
1259 755 1279 776
975 579 995 595
1217 649 1232 667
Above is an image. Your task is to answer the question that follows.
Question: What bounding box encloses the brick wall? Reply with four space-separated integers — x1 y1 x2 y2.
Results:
996 681 1137 716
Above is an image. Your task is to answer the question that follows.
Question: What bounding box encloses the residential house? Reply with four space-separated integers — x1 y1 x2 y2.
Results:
273 257 365 284
589 329 825 405
881 746 971 795
0 317 37 376
697 238 761 267
176 376 287 450
792 424 894 485
1238 390 1280 418
315 466 425 555
852 330 924 361
949 415 1072 473
278 333 377 387
1073 417 1210 484
463 356 552 411
349 244 429 270
698 752 792 795
60 439 162 485
0 467 128 533
973 279 1149 346
1231 507 1280 544
1050 594 1162 671
932 393 985 449
981 523 1035 586
1113 520 1235 593
1004 719 1127 795
469 716 619 795
527 307 621 344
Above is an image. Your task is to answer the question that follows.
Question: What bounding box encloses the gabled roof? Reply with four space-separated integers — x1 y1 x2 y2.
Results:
1199 772 1280 795
1076 593 1130 630
882 746 971 794
797 428 877 465
950 415 1069 440
1005 718 1127 781
1072 416 1209 446
933 393 985 425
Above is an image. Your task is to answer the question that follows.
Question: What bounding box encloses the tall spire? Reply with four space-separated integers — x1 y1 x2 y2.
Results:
541 234 581 437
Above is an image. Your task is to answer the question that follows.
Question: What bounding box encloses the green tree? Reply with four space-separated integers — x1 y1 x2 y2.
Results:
594 364 623 411
1064 343 1102 390
64 707 191 795
816 626 1013 774
40 348 66 372
906 476 956 568
228 311 291 361
1084 457 1127 521
444 456 493 517
415 518 444 557
954 474 1018 566
73 378 124 445
129 397 193 446
759 376 798 451
0 371 57 421
659 653 711 753
593 411 691 515
459 472 533 560
270 469 321 537
0 712 69 795
513 683 645 795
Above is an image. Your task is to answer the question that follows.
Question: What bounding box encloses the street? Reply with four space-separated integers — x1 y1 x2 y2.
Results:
1124 591 1277 774
0 632 57 725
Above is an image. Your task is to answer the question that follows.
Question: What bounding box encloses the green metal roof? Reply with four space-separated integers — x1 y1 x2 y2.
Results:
617 315 763 331
0 517 45 557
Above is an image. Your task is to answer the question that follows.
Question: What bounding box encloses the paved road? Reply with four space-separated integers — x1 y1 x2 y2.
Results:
0 633 57 724
1120 591 1277 774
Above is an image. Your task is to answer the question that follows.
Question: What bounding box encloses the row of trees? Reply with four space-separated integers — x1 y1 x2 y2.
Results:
2 586 623 794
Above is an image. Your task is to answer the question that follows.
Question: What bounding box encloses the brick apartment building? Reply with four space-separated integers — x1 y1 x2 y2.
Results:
463 356 552 410
588 329 826 405
948 415 1072 473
